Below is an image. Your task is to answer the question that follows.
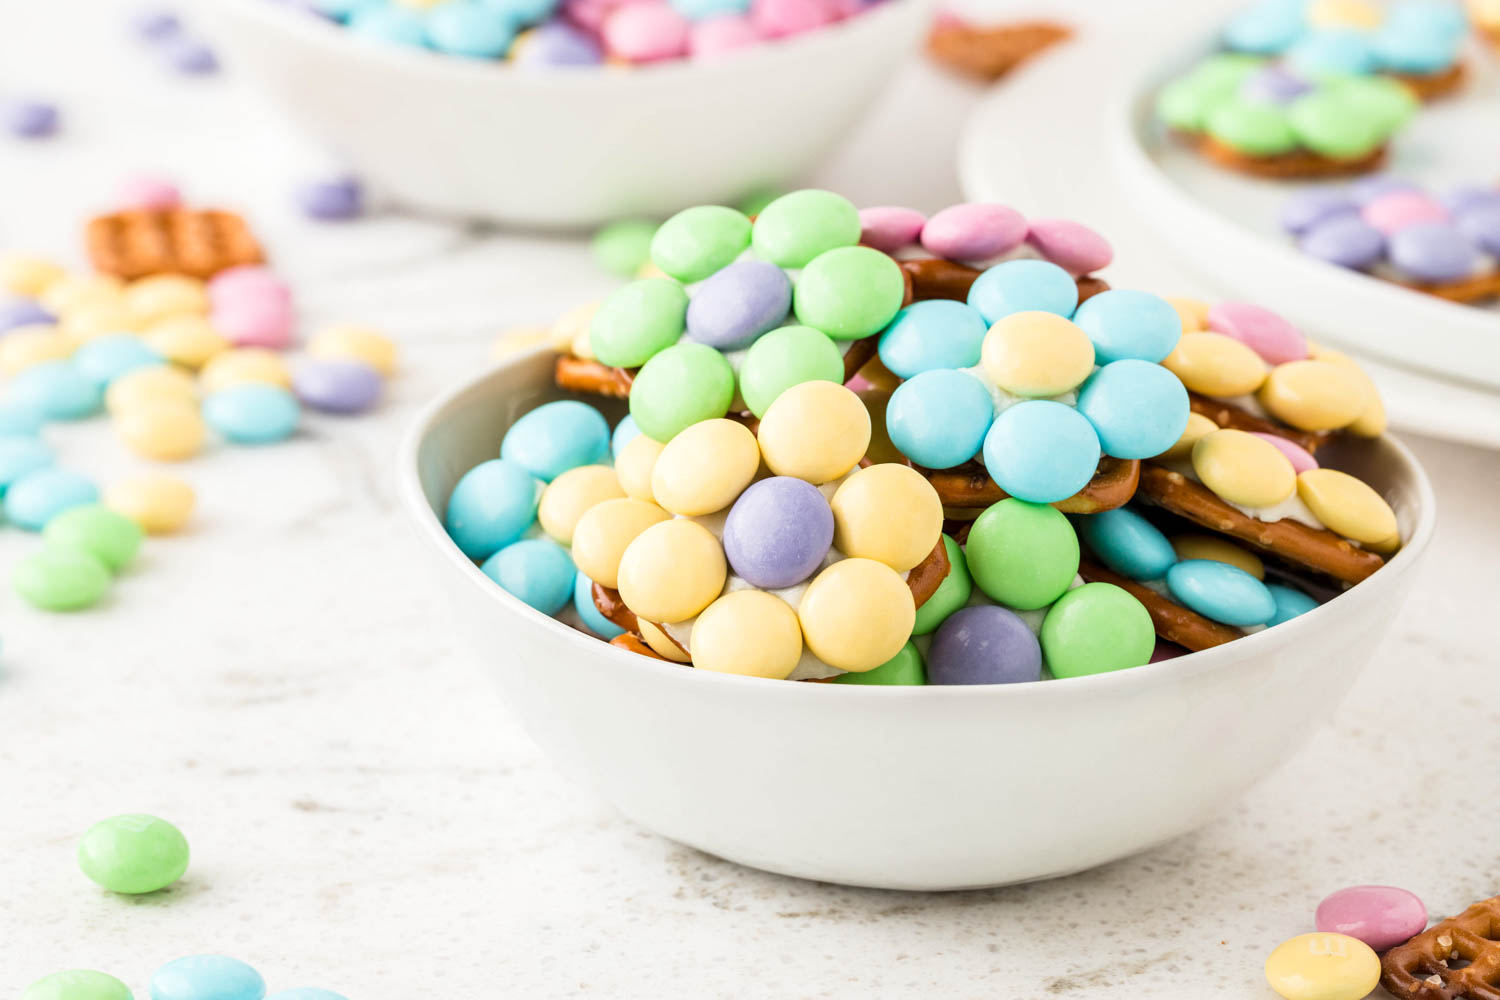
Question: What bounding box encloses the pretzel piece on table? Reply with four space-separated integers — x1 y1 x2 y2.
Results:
1381 895 1500 1000
87 209 264 279
927 20 1073 82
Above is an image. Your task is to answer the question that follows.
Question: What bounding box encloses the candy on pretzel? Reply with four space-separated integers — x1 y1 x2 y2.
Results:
924 455 1140 513
1077 557 1242 652
1380 894 1500 1000
1193 135 1389 181
925 19 1072 82
86 208 264 279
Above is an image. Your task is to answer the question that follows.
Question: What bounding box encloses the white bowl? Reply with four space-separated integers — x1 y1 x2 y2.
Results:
398 350 1436 890
196 0 932 228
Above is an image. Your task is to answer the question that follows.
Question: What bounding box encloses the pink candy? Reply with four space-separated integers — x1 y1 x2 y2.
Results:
116 173 182 211
751 0 839 38
689 14 762 57
1315 886 1427 951
208 266 294 349
920 203 1027 263
602 2 689 62
1206 302 1308 366
1361 191 1449 236
858 206 927 253
1251 433 1318 474
1025 218 1113 277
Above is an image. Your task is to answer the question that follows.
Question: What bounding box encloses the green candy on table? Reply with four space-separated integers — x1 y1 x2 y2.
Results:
628 342 734 442
751 189 861 268
793 246 905 341
737 324 845 418
77 813 190 895
43 503 143 573
650 205 751 284
22 970 133 1000
833 641 926 686
13 547 111 611
911 534 972 636
591 219 658 278
588 278 689 368
1040 582 1155 679
1206 98 1298 155
964 499 1080 611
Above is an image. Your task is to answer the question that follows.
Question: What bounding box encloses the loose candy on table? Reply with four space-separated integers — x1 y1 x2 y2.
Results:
306 324 395 375
5 99 60 138
295 175 364 221
1315 885 1427 951
115 400 208 461
22 971 133 1000
199 348 293 393
203 384 302 445
593 219 658 278
77 813 190 894
292 359 383 414
13 547 112 611
0 435 55 489
149 956 265 1000
104 474 196 534
1264 933 1380 1000
43 504 144 572
5 467 100 531
10 362 105 421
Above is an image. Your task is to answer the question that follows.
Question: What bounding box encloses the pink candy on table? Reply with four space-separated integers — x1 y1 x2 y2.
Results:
116 173 182 211
920 203 1027 263
1250 432 1318 474
1361 191 1449 236
689 14 762 58
208 266 294 349
858 206 927 253
751 0 839 38
1206 302 1308 366
602 2 690 62
1315 885 1427 951
1025 218 1114 277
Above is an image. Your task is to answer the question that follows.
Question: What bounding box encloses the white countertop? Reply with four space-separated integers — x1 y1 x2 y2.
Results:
3 2 1497 997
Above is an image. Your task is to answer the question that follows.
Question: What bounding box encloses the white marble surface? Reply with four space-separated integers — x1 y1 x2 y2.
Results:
2 2 1497 997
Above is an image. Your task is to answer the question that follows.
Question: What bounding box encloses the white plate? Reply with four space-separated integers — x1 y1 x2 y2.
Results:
957 0 1500 449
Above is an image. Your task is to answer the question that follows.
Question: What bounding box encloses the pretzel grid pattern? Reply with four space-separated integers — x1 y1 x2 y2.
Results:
87 209 264 280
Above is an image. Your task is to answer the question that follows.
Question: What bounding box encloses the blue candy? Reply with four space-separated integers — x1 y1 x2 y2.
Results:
1071 289 1180 365
0 401 44 436
150 955 266 1000
1287 29 1377 77
965 259 1079 325
1077 507 1177 581
500 400 610 482
886 369 993 470
1165 559 1277 626
670 0 750 17
203 384 301 445
1222 1 1306 53
0 298 53 333
611 414 641 457
982 400 1101 504
4 467 99 531
482 537 575 614
0 435 54 491
348 4 428 46
1075 359 1190 460
876 300 987 378
444 458 540 560
1370 21 1460 74
479 0 560 20
9 362 103 421
1387 0 1468 40
574 571 625 639
1266 583 1319 626
426 1 516 58
310 0 378 21
73 334 163 386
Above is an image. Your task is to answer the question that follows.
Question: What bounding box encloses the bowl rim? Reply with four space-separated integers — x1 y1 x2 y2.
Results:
397 347 1438 701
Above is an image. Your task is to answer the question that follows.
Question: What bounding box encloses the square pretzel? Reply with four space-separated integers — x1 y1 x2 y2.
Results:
86 208 264 280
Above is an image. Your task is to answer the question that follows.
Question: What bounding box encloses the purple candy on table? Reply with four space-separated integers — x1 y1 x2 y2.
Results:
131 7 181 39
927 605 1043 685
684 260 792 350
1280 188 1357 235
161 36 219 73
1347 175 1418 206
1456 203 1500 257
721 476 833 590
514 22 603 67
292 359 383 414
5 100 59 138
1387 221 1479 283
1443 185 1500 216
295 175 363 220
1240 65 1311 104
1300 214 1386 270
0 299 55 332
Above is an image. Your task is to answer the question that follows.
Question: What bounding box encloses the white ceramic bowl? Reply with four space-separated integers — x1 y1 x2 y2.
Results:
398 350 1436 890
196 0 932 228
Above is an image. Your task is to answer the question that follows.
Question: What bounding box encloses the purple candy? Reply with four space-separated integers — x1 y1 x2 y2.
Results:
514 22 603 67
722 477 833 589
131 7 182 39
1456 203 1500 257
295 175 363 220
1280 188 1357 235
1300 215 1386 270
1348 175 1418 206
161 36 219 73
5 100 59 138
684 260 792 350
1241 65 1311 104
927 605 1042 685
292 359 383 414
0 299 55 333
1388 221 1479 283
1443 186 1500 216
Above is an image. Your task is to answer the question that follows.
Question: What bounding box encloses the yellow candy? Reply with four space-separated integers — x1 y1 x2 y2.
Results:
1308 0 1383 29
830 464 943 572
144 316 230 370
1192 429 1296 508
569 322 596 361
651 418 759 516
1264 933 1380 1000
639 620 692 663
0 253 65 296
756 381 870 485
570 497 671 589
1162 411 1218 460
615 433 664 503
40 274 123 314
106 365 198 415
635 259 668 280
1166 296 1211 334
115 400 207 461
59 301 138 340
1296 468 1398 545
550 302 600 353
857 354 901 391
1171 534 1265 579
691 590 803 679
489 325 551 361
617 518 727 624
981 311 1096 397
1258 360 1369 432
104 474 196 534
199 348 292 393
0 326 74 374
123 274 209 326
1312 347 1386 437
856 388 904 465
1161 332 1268 397
537 465 624 545
798 558 914 672
307 324 397 376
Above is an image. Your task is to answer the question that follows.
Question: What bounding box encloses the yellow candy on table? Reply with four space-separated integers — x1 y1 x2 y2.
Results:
691 590 803 680
106 365 198 415
537 465 624 545
1264 933 1380 1000
59 301 138 340
650 418 759 517
857 354 902 392
0 253 65 296
104 474 196 534
1296 468 1398 545
756 381 870 485
570 497 671 589
616 518 727 624
981 311 1095 397
0 325 74 375
638 620 692 663
115 399 208 461
307 324 397 376
1192 429 1296 508
1311 346 1386 437
1258 360 1369 432
830 463 943 572
1162 411 1219 460
614 433 664 503
489 325 552 361
199 348 293 393
40 273 123 314
144 316 230 370
1171 534 1265 579
1161 332 1268 397
1308 0 1383 29
551 301 600 353
122 274 209 327
1166 296 1211 334
798 558 914 672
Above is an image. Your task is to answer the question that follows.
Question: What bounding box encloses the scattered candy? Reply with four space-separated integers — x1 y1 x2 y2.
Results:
5 99 60 139
104 474 196 534
1264 933 1380 1000
13 548 111 611
77 813 189 893
22 970 132 1000
1315 885 1427 951
295 175 364 221
149 956 264 1000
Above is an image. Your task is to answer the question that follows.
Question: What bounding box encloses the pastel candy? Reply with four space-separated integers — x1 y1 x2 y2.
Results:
752 189 860 269
514 21 603 66
981 311 1095 397
1206 302 1308 365
832 641 926 686
427 2 516 57
1444 186 1500 216
927 605 1042 685
444 459 541 560
538 465 623 544
983 400 1101 505
737 324 844 417
1387 222 1479 282
756 380 869 485
1041 582 1155 678
574 571 624 639
1072 289 1181 364
1193 429 1297 507
1266 583 1320 626
501 400 611 482
1077 506 1177 581
684 260 790 350
919 203 1027 263
1162 332 1269 397
650 205 751 283
1288 29 1377 77
1075 359 1190 460
1251 432 1318 473
886 368 992 470
879 299 988 377
1314 886 1427 951
1457 203 1500 256
792 245 904 341
292 360 383 414
1349 174 1419 205
1280 189 1357 235
649 417 758 516
1207 98 1298 156
1259 360 1370 431
688 15 761 57
117 173 183 210
0 298 54 332
602 2 690 61
797 558 913 672
22 971 132 1000
1361 190 1448 235
481 537 575 614
149 956 266 1000
722 476 833 589
1166 559 1276 626
590 278 689 368
691 590 802 680
1372 19 1461 73
964 498 1079 610
910 534 970 636
5 467 100 531
751 0 838 37
830 463 943 573
1223 3 1303 52
1171 533 1265 579
629 342 734 442
966 259 1079 325
1264 934 1380 1000
1300 215 1386 269
570 497 671 590
10 362 104 421
1024 218 1113 276
1297 467 1398 543
0 435 55 490
858 206 926 253
1241 65 1313 104
617 518 726 622
213 296 295 349
73 334 162 386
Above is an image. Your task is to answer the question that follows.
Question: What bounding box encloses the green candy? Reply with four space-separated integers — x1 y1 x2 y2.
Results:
592 219 658 278
911 534 972 636
589 278 689 368
77 813 189 895
1325 75 1417 131
23 970 133 1000
833 641 925 686
1287 78 1413 159
1156 54 1265 131
650 205 751 284
793 246 905 342
14 548 110 611
737 325 845 417
1206 99 1297 155
750 189 861 268
1040 582 1154 679
629 342 734 442
43 504 143 573
964 499 1079 610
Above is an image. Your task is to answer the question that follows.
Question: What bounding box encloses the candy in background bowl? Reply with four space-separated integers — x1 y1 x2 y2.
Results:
195 0 933 228
398 348 1435 891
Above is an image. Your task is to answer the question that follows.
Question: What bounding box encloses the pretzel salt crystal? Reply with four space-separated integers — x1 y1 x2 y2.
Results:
1380 894 1500 1000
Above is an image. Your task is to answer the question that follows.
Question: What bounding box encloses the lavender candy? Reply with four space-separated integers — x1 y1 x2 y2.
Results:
926 605 1042 685
0 299 56 333
513 22 604 67
131 7 181 39
684 260 792 350
4 100 59 138
292 359 383 414
1443 186 1500 216
1299 215 1386 270
1240 65 1311 105
1348 175 1419 206
1388 221 1479 283
1456 203 1500 258
295 175 363 221
1280 188 1356 235
721 476 833 590
161 36 219 74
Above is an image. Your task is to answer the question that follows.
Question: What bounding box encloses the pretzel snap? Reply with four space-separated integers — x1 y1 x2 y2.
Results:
87 209 264 279
1192 134 1389 180
926 20 1072 82
1381 895 1500 1000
